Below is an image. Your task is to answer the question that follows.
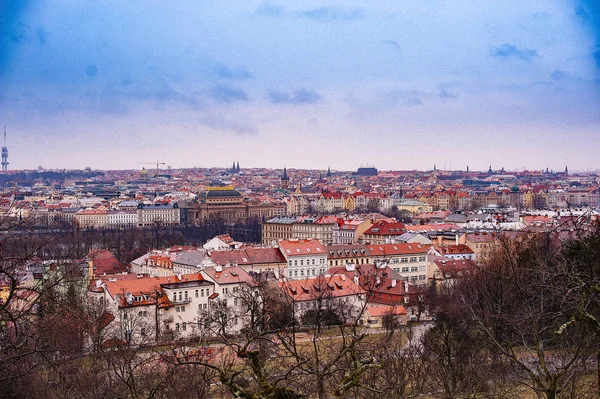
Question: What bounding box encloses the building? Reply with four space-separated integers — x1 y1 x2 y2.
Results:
88 266 254 344
107 210 138 228
430 244 475 260
278 239 328 280
188 185 283 223
262 216 337 245
362 221 407 244
75 207 108 228
276 274 366 323
137 203 180 227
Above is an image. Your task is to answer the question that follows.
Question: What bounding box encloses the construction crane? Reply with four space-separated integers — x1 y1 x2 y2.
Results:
138 160 166 176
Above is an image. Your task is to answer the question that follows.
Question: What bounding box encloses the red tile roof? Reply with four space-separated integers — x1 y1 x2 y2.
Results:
278 274 365 302
279 239 326 257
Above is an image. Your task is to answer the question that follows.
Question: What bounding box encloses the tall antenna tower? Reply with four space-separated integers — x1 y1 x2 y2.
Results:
1 126 8 172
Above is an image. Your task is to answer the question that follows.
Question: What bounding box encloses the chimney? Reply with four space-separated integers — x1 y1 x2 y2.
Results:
215 264 223 272
353 275 359 285
455 234 459 246
404 280 409 293
340 274 346 281
391 278 397 288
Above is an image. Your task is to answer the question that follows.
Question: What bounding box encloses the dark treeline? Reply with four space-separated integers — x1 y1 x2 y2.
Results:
1 216 262 265
1 217 600 398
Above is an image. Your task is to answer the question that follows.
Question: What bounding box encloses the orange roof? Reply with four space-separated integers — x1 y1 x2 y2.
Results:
365 243 427 256
278 275 365 302
101 273 204 308
279 239 326 257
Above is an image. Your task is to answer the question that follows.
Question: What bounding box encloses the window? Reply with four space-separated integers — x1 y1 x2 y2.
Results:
418 256 426 262
401 258 408 263
184 291 188 300
175 323 180 332
141 327 146 337
178 292 182 301
411 266 418 272
195 290 199 298
419 275 426 280
300 260 304 266
410 257 417 262
419 265 426 271
182 323 186 332
181 306 185 312
401 267 409 273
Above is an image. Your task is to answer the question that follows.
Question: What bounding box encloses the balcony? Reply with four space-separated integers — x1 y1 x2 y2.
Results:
172 297 192 305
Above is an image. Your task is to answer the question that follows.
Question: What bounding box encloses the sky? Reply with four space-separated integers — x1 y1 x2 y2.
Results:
0 1 599 172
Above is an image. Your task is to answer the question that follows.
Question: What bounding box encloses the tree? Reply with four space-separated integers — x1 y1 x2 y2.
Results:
427 230 600 399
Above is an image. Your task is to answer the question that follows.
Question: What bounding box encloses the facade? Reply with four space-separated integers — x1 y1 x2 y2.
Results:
278 239 328 280
262 216 337 245
137 203 180 227
88 266 254 344
107 210 138 228
75 207 108 228
277 274 366 323
189 185 283 223
362 221 407 244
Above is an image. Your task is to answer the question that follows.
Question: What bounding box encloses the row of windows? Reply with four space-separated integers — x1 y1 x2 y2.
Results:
289 258 325 267
287 268 326 278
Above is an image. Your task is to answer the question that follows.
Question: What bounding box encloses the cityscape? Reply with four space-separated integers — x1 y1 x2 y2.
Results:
1 1 600 398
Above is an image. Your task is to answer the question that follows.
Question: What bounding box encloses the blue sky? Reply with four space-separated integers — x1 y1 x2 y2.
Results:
0 1 599 171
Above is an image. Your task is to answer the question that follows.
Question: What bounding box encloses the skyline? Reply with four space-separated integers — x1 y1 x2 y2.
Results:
1 1 599 171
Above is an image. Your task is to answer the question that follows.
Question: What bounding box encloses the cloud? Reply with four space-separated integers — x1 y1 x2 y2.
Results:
439 89 458 99
267 89 321 104
86 65 98 77
491 43 538 61
255 3 286 17
214 63 252 80
550 69 566 81
198 113 257 135
35 26 47 45
294 7 365 22
382 39 400 49
381 90 425 107
210 85 250 103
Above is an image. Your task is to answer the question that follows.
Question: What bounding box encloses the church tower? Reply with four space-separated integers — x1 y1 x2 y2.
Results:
1 127 8 172
281 167 290 189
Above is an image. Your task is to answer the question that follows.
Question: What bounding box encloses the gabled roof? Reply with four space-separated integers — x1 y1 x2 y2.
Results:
279 239 326 257
202 266 253 285
363 221 406 236
278 274 365 302
365 243 428 256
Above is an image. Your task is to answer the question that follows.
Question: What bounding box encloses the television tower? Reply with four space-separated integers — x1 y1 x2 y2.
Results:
1 127 8 172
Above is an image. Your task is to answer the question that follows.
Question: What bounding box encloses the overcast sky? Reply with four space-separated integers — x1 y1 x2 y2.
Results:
1 1 599 172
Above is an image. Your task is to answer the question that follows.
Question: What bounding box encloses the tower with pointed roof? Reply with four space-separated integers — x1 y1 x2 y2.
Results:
488 165 493 175
1 127 8 172
281 167 290 189
326 166 331 177
564 165 568 175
